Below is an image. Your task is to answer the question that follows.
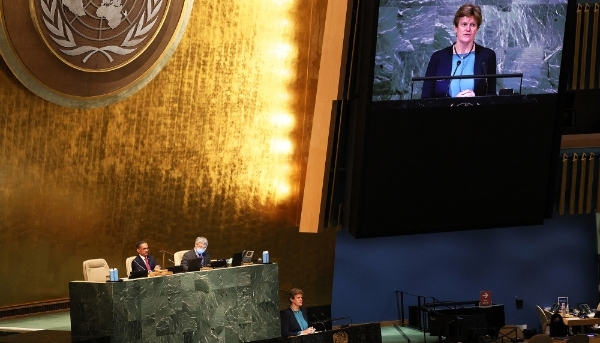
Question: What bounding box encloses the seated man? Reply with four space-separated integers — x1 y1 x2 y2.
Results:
181 237 211 271
131 240 161 272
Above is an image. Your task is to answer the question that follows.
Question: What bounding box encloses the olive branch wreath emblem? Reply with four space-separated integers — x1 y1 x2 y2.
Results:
40 0 163 63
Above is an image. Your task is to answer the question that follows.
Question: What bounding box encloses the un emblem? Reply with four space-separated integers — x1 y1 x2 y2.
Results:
0 0 192 107
32 0 169 71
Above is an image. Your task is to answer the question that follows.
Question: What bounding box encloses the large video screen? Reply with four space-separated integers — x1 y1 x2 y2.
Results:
372 1 568 101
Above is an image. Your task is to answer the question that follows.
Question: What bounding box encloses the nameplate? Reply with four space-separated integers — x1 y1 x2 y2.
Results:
148 270 173 278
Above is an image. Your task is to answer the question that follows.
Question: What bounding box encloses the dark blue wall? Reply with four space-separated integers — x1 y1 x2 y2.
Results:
331 214 598 332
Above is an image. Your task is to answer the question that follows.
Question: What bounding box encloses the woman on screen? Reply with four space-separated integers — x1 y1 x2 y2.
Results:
421 3 497 98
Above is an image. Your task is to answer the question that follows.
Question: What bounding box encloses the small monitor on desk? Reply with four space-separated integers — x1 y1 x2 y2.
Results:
209 259 227 268
167 265 184 274
129 270 148 279
231 250 254 266
187 258 203 272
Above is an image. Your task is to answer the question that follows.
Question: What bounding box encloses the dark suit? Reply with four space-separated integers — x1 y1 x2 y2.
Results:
131 255 157 272
421 44 497 98
181 249 211 271
280 307 309 337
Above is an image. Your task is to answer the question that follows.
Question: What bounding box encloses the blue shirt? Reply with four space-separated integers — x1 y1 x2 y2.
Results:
449 53 475 97
293 310 308 334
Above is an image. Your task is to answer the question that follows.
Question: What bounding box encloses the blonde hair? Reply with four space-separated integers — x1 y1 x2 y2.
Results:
288 288 303 302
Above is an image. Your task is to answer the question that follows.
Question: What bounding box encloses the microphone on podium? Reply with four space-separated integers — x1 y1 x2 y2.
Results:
133 259 146 271
482 61 488 94
310 313 327 332
447 60 462 97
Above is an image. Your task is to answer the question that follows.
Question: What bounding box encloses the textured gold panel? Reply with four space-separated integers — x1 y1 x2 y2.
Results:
0 0 333 308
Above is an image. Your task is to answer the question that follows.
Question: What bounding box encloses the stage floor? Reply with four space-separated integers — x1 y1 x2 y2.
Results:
0 312 422 343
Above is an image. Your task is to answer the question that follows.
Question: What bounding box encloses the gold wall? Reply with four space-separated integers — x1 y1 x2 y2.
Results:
0 0 336 308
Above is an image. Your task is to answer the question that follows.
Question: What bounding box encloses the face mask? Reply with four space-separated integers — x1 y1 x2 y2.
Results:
196 248 206 255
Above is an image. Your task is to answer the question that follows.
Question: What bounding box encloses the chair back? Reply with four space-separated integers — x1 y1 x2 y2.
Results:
125 256 136 275
497 325 524 343
174 250 188 265
528 334 552 343
566 335 590 343
536 305 550 334
82 259 109 282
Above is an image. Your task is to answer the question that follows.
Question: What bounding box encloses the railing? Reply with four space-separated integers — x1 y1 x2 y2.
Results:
395 291 489 343
410 73 524 100
396 291 477 331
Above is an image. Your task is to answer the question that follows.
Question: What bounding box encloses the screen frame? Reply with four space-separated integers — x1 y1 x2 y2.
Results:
370 1 569 102
340 0 576 238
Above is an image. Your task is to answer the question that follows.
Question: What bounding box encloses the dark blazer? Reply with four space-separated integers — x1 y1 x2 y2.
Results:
280 307 309 337
421 44 497 98
549 313 570 337
181 249 211 271
131 255 157 272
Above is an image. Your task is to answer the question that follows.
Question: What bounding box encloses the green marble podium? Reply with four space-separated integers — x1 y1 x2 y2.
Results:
69 263 280 343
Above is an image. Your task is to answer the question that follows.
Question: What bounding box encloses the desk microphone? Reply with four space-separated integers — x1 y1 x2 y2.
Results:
482 61 488 95
133 259 146 271
318 312 330 320
447 60 461 97
321 311 338 330
310 313 327 332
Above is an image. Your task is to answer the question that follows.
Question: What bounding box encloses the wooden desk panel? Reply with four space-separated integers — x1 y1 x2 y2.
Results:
563 317 600 327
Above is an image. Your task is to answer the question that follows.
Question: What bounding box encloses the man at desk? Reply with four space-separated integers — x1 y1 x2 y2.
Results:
181 237 211 271
132 241 161 272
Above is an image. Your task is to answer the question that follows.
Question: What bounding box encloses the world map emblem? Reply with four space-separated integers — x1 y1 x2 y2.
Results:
31 0 171 72
0 0 191 107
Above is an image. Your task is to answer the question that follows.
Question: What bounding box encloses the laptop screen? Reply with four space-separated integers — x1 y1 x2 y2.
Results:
129 270 148 279
187 258 203 271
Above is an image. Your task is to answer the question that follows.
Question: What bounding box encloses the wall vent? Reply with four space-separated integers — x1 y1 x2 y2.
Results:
0 299 69 319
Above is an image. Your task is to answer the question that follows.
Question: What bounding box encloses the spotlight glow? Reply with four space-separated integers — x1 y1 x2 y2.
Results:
272 42 293 60
271 113 294 128
274 181 291 196
276 68 292 79
222 0 298 203
270 138 293 155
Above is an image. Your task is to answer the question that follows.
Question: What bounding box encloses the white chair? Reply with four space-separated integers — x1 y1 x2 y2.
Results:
536 305 551 334
125 256 136 275
528 334 552 343
82 259 110 282
497 325 524 343
173 250 189 265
